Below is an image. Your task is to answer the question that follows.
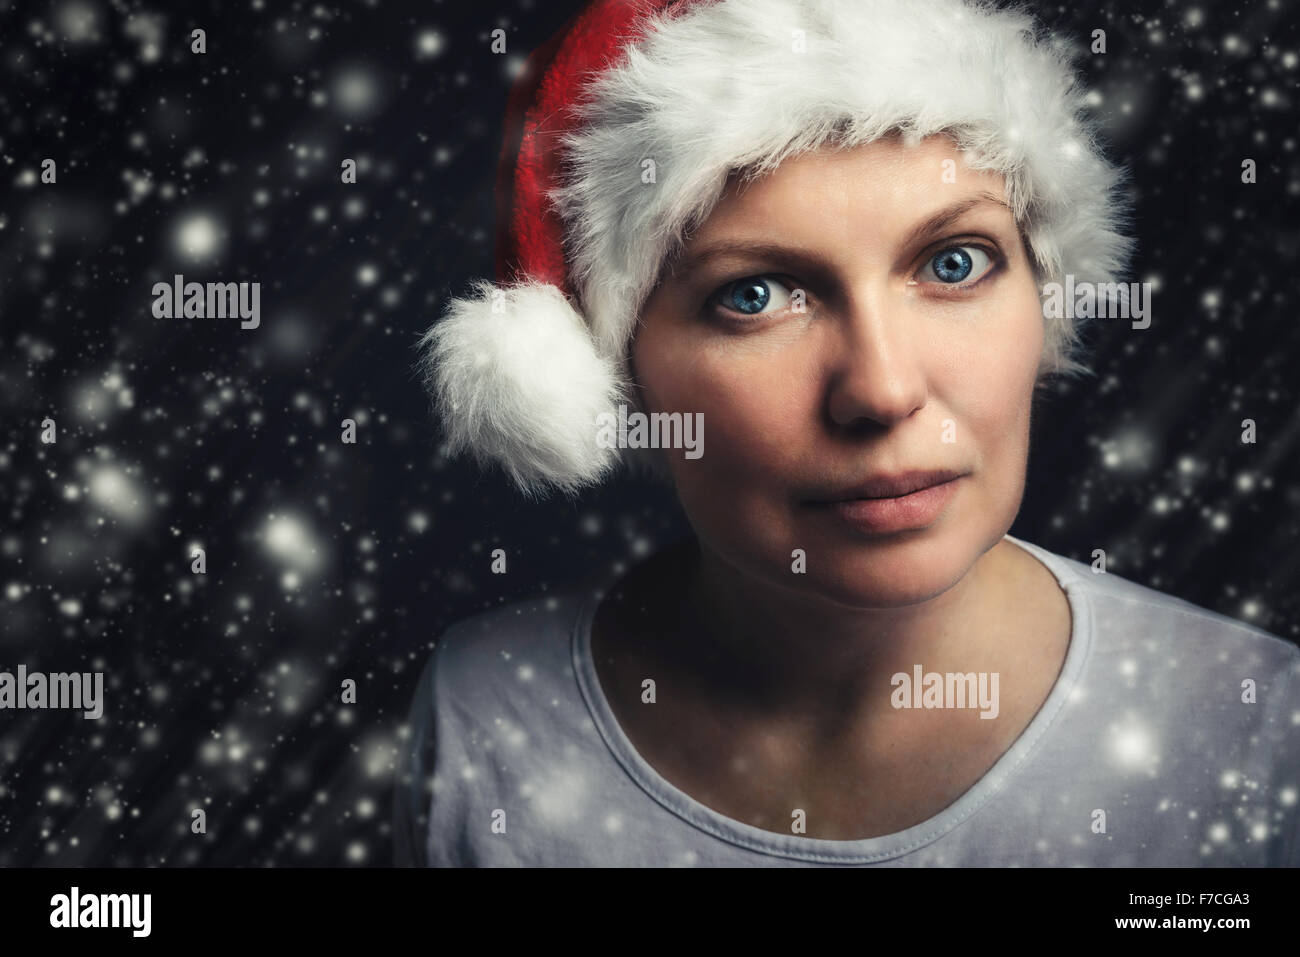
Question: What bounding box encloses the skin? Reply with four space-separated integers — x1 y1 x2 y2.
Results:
590 133 1073 840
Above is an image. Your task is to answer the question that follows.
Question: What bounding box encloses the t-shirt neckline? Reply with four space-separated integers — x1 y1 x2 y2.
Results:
570 533 1094 864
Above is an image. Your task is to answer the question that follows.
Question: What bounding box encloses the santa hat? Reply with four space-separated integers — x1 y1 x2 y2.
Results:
415 0 1135 498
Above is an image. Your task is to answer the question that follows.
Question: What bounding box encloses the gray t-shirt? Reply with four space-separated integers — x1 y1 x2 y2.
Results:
393 534 1300 866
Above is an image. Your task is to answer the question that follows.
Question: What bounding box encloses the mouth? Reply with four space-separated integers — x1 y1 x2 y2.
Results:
803 469 969 535
805 468 969 504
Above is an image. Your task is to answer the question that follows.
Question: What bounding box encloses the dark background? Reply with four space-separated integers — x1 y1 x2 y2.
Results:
0 0 1296 866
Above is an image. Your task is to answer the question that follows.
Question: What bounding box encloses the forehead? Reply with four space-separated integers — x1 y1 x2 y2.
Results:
695 135 1013 241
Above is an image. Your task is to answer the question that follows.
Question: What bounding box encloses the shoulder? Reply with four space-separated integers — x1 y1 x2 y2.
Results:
1011 534 1300 674
429 590 594 688
1013 536 1300 865
394 589 599 866
1013 534 1299 771
403 588 599 747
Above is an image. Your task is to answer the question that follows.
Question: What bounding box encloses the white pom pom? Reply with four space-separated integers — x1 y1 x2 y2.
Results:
415 279 629 498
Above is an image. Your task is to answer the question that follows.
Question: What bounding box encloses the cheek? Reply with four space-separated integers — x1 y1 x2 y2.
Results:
634 326 815 556
937 286 1042 490
636 328 812 481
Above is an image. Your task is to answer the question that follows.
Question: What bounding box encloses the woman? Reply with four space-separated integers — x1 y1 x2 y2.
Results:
396 0 1299 866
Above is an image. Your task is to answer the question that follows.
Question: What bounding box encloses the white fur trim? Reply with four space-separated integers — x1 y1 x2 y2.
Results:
551 0 1137 380
415 280 629 497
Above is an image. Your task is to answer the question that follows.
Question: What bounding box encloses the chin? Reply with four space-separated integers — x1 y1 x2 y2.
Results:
781 519 997 610
803 552 970 610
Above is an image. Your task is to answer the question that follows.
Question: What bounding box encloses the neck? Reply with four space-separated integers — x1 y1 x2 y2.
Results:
656 535 1014 727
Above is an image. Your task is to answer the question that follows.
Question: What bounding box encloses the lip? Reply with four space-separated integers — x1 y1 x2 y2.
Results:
805 469 967 535
807 468 968 503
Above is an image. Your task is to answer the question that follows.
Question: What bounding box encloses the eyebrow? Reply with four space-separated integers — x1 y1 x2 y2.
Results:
898 190 1013 254
670 190 1014 278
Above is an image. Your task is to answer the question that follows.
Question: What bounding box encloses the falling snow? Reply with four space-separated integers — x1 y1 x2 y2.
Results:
0 0 1296 870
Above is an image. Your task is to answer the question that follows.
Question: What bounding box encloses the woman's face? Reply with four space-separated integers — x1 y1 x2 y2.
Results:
632 134 1045 609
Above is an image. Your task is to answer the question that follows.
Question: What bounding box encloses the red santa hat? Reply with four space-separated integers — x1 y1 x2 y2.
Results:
416 0 1135 498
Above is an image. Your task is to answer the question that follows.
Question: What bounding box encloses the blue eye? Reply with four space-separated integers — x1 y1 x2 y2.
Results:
919 245 994 285
711 275 794 316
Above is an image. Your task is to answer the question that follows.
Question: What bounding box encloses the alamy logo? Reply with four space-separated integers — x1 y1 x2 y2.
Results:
50 887 151 937
0 667 104 719
152 273 260 329
595 404 703 459
1041 275 1152 329
890 664 1000 719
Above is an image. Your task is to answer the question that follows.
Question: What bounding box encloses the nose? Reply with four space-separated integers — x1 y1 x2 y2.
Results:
824 294 928 430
